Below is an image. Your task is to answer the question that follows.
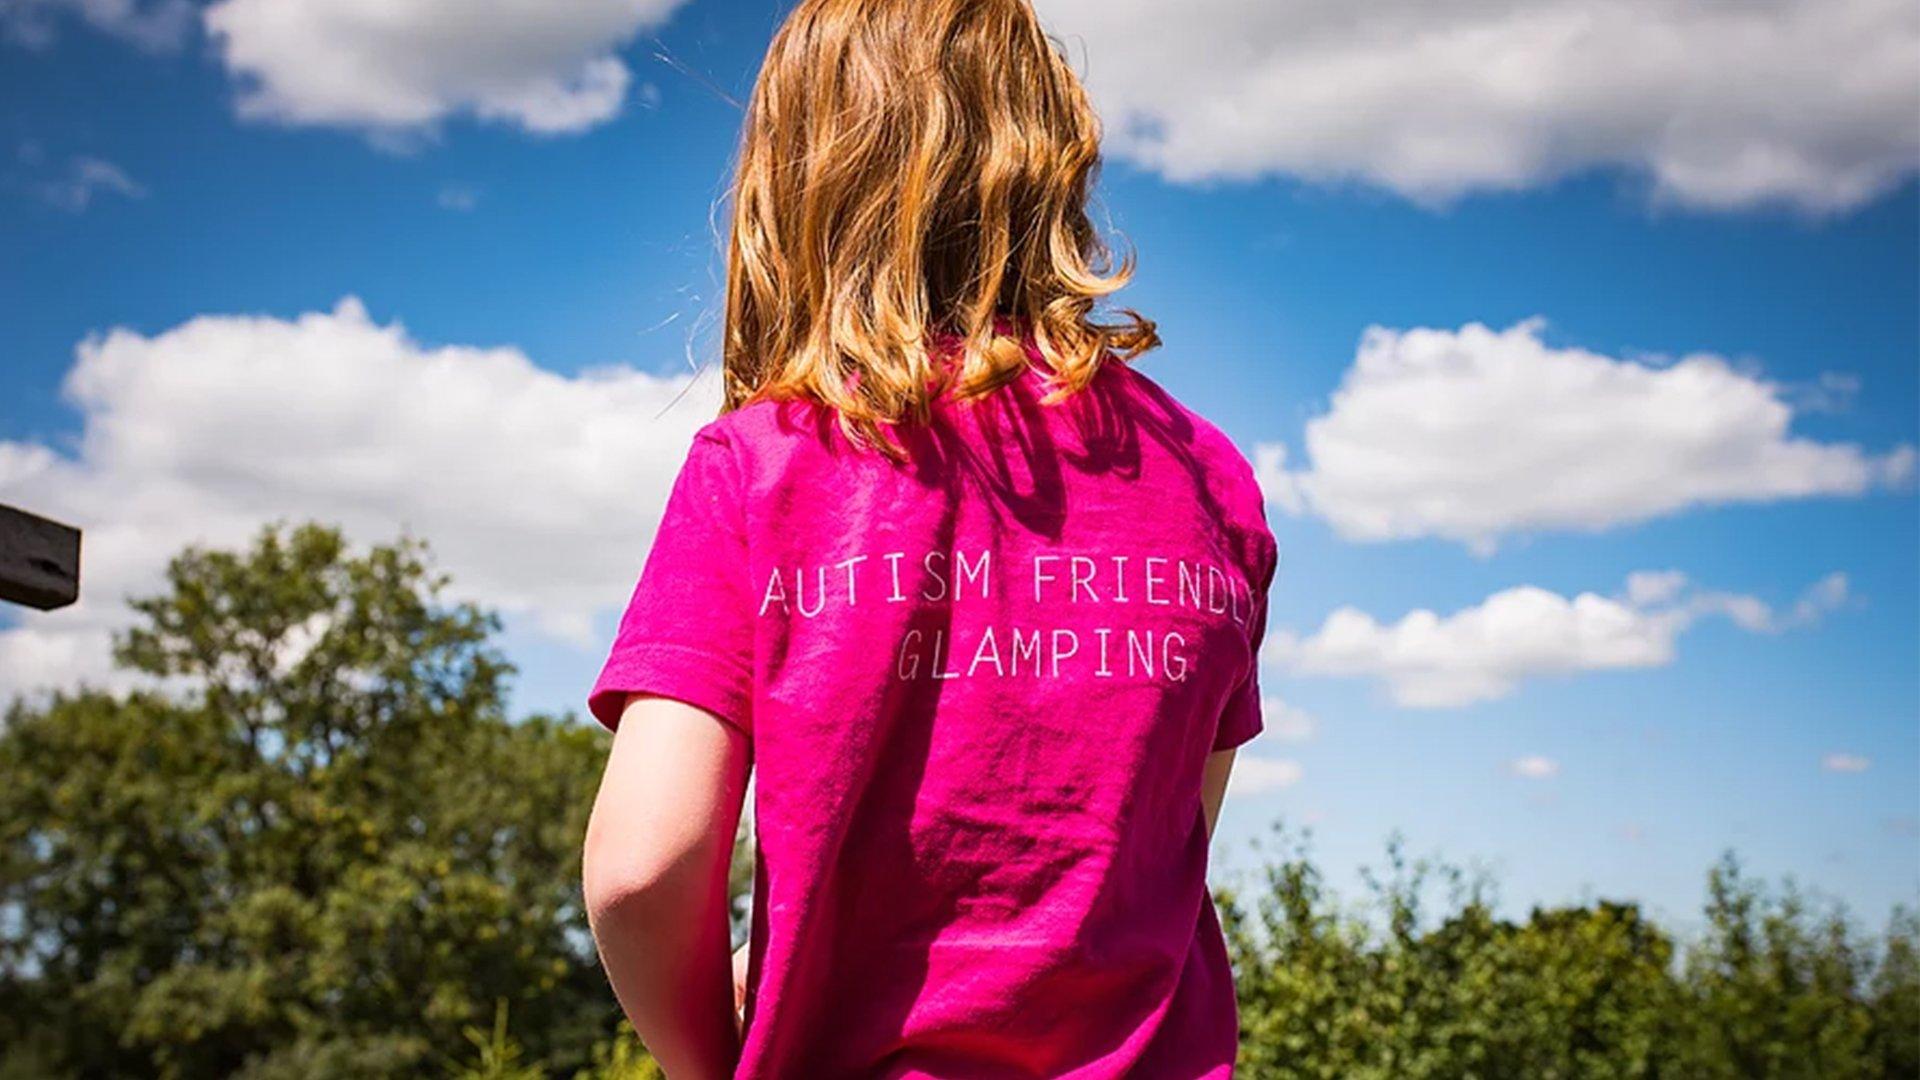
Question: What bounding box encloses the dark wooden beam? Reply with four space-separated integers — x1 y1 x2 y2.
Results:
0 504 80 610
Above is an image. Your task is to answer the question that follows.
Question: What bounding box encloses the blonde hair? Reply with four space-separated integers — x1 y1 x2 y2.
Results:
721 0 1157 454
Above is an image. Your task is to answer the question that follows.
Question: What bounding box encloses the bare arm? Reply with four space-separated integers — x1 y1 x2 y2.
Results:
582 694 750 1079
1201 748 1236 839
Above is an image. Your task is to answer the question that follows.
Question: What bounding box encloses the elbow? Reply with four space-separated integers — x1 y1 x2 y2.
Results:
581 834 701 928
582 843 655 925
581 858 639 928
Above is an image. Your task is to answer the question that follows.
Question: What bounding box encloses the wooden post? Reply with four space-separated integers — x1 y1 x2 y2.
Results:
0 504 80 610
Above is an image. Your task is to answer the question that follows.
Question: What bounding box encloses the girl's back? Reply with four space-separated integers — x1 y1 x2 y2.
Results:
591 351 1274 1076
583 1 1276 1074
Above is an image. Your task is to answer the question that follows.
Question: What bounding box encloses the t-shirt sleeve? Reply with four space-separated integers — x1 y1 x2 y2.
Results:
1212 528 1279 752
586 428 755 737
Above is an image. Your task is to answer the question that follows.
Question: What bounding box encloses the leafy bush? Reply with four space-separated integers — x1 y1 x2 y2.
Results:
1222 828 1919 1079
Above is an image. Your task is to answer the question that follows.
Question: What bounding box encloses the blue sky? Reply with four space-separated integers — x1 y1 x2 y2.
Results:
1 0 1915 928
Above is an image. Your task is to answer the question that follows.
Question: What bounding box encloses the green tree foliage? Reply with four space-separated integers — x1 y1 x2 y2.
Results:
2 523 1913 1078
1672 857 1909 1079
0 524 620 1078
1223 826 1919 1079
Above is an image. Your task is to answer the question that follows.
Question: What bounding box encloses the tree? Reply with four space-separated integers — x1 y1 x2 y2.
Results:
0 523 618 1078
1675 857 1881 1079
1222 827 1915 1080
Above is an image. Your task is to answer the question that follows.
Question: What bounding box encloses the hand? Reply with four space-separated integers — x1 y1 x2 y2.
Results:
731 942 750 1031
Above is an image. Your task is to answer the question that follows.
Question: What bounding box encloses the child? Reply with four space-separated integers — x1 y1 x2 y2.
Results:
581 1 1277 1076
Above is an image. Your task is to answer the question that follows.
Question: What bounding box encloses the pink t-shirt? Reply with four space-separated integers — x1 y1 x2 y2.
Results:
589 345 1277 1078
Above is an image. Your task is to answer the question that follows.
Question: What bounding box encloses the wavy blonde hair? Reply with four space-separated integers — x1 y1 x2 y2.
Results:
721 0 1157 454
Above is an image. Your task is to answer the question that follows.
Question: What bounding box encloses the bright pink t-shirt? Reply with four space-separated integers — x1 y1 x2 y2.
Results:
589 345 1277 1078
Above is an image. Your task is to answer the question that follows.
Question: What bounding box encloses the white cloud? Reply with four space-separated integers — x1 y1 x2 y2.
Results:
1035 0 1920 213
35 155 146 212
1256 320 1914 552
1267 571 1848 708
436 185 481 212
1822 753 1871 774
1690 570 1850 634
1625 570 1688 608
1507 755 1560 779
202 0 689 137
2 0 193 51
1786 372 1865 416
0 298 719 697
1229 755 1304 798
1261 694 1317 742
1788 572 1852 628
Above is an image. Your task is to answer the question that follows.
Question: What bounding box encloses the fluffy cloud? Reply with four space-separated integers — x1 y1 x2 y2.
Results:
1822 753 1871 774
202 0 688 136
0 299 718 697
1261 694 1317 742
1228 755 1305 799
1 0 193 52
1507 755 1560 780
1266 571 1848 708
35 155 146 212
1035 0 1919 212
1257 320 1913 553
